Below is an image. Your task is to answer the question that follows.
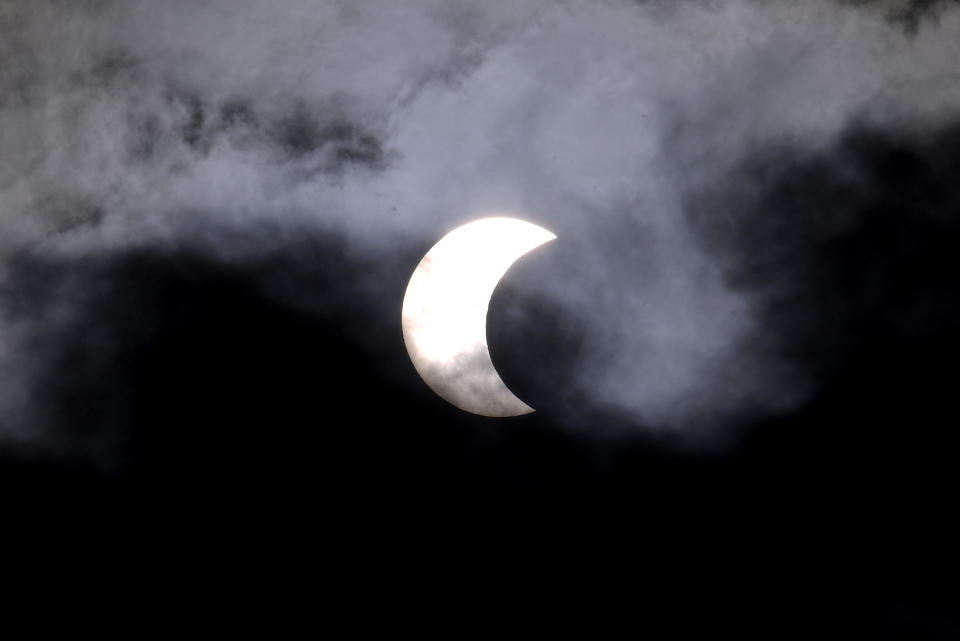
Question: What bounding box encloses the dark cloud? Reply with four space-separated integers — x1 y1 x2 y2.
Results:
841 0 960 33
685 117 960 464
77 49 392 170
272 107 389 170
631 0 960 33
0 224 401 469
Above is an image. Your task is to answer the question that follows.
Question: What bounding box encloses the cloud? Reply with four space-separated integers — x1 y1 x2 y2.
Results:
0 223 414 470
840 0 960 33
1 0 959 463
684 118 960 427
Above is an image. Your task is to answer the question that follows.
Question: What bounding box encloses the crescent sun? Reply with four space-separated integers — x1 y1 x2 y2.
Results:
401 217 557 417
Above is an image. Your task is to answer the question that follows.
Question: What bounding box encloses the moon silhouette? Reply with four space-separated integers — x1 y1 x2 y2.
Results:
402 217 557 417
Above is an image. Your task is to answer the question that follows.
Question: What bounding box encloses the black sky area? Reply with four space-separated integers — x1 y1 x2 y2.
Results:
2 0 959 633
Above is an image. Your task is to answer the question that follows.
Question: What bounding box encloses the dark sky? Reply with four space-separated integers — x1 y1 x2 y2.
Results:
1 0 959 630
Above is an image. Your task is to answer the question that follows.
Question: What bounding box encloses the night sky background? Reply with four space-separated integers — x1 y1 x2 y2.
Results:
2 0 960 631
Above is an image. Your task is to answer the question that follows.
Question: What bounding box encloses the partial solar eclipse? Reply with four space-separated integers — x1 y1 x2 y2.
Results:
402 217 557 417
